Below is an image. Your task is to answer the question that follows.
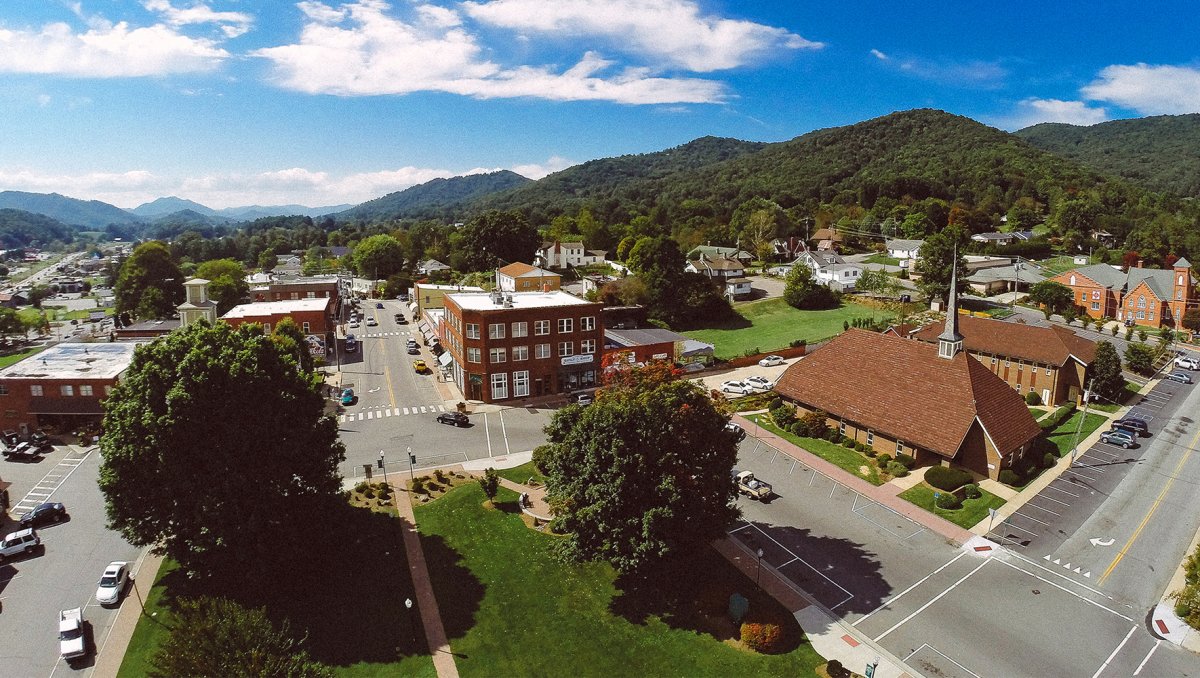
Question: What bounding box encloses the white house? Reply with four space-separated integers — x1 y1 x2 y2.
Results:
418 259 450 275
800 250 863 292
724 277 753 299
685 254 745 280
885 238 924 261
535 241 607 269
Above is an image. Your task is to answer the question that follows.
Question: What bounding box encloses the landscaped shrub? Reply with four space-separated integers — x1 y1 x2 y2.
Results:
789 339 807 348
411 477 426 494
826 659 846 678
531 444 554 472
998 469 1021 486
854 442 869 454
362 485 376 499
963 483 982 499
842 438 856 448
799 409 830 440
1039 402 1077 430
886 461 909 477
1025 391 1042 406
1043 452 1057 469
934 492 962 510
826 428 841 443
876 453 893 466
895 453 916 469
788 421 806 437
768 397 784 411
925 465 972 491
354 481 370 495
740 622 782 653
434 469 447 484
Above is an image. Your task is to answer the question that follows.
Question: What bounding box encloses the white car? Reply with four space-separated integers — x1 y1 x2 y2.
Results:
366 317 378 326
745 376 774 390
721 380 752 395
758 355 785 367
95 561 129 606
1174 356 1199 370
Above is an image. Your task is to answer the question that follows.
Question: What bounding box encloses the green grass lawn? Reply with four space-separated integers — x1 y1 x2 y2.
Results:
728 392 777 413
0 346 43 368
1089 381 1142 413
1037 255 1083 276
683 299 892 359
1046 411 1109 457
416 483 824 677
748 414 883 485
899 484 1007 530
495 460 545 486
115 501 436 677
1029 407 1049 422
864 253 901 266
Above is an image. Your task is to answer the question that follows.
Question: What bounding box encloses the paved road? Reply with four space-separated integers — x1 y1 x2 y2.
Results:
0 446 145 677
333 299 556 481
732 415 1200 677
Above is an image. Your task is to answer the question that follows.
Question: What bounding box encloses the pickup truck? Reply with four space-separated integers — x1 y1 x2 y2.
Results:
733 469 773 500
59 607 88 661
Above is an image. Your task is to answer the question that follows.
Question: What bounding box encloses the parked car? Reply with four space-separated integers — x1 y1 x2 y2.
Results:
19 502 66 528
1 430 18 447
758 355 785 367
375 302 384 309
407 345 420 355
1168 371 1193 384
397 316 409 325
1100 429 1137 449
745 376 774 390
436 412 470 427
574 393 594 406
1175 356 1200 370
721 380 752 395
345 335 357 353
59 607 88 662
366 317 377 326
1112 416 1150 436
95 561 130 606
725 421 746 442
0 528 40 560
394 313 405 322
28 430 51 451
413 360 429 373
340 388 355 406
349 320 360 328
732 469 773 500
3 441 43 461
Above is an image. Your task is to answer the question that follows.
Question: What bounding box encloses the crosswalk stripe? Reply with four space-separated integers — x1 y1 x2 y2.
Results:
419 406 427 413
403 407 410 415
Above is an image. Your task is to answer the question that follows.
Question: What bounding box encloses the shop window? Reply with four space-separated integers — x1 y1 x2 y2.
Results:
559 341 574 357
490 373 508 400
489 323 505 339
513 370 529 397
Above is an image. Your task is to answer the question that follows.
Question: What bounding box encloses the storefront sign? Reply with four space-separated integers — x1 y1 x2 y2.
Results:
561 354 594 366
305 334 326 357
651 353 669 360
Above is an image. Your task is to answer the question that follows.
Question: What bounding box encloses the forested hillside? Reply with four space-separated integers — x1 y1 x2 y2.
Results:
0 191 140 229
338 170 531 221
1017 115 1200 197
0 208 77 247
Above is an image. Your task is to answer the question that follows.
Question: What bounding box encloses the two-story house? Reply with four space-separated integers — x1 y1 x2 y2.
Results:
535 241 607 270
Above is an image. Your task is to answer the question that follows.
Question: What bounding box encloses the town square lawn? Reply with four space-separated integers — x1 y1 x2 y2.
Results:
683 299 892 359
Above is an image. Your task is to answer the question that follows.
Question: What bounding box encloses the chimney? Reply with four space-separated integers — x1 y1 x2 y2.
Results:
1137 259 1143 268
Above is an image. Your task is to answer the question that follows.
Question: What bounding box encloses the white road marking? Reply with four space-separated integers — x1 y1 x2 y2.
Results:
499 408 511 457
1045 483 1081 498
902 644 982 678
996 558 1130 619
1133 639 1162 676
403 407 410 415
485 412 493 457
854 551 967 626
874 560 989 642
1023 502 1062 517
1091 625 1138 678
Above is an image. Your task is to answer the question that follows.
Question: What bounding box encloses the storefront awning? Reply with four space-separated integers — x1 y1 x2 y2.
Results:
437 352 454 367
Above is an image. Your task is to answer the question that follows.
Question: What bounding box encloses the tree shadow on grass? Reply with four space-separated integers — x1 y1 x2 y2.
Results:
419 529 486 643
674 312 752 332
608 545 804 653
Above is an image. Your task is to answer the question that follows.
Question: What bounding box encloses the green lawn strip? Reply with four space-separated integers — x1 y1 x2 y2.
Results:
116 558 180 678
415 483 823 678
682 299 891 359
864 254 900 266
494 461 545 486
898 484 1006 530
747 414 883 486
1029 407 1049 422
1046 412 1109 457
0 346 43 368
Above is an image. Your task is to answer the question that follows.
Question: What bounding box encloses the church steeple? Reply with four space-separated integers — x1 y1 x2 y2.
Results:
938 247 963 360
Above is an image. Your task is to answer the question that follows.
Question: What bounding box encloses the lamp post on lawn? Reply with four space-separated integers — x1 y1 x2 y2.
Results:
756 547 764 586
405 597 417 644
407 445 415 480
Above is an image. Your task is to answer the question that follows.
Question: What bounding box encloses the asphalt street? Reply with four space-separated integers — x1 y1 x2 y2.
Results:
333 299 556 481
0 446 145 677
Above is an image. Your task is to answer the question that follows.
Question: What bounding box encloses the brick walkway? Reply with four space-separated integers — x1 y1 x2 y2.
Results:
393 481 460 678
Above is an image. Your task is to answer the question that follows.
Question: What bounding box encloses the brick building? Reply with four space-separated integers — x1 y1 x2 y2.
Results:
0 342 143 435
221 297 335 358
442 291 603 402
249 276 341 303
1051 259 1195 328
909 315 1095 406
497 262 561 292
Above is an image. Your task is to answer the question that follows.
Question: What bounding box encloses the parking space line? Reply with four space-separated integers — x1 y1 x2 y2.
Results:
1024 502 1062 517
738 523 855 610
1133 640 1162 676
499 409 511 457
854 552 967 627
1000 521 1039 536
1065 469 1100 483
1045 483 1081 498
902 644 982 678
1009 511 1050 526
1034 493 1070 507
874 560 989 642
1091 625 1138 678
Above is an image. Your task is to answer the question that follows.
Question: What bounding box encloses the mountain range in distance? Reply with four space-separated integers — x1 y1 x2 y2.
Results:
128 196 354 221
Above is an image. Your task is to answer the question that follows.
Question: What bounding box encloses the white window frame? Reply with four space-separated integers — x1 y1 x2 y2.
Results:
302 322 311 333
30 384 42 396
512 321 528 338
489 323 506 340
489 347 507 363
490 372 508 400
559 341 574 357
467 347 481 363
61 385 74 396
513 345 529 361
581 339 596 354
534 320 550 336
513 370 530 398
581 316 595 331
866 430 874 446
80 385 93 396
535 344 551 359
558 318 573 334
466 323 480 339
896 440 904 454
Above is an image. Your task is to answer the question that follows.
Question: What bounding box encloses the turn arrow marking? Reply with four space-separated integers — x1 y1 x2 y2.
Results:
1090 537 1115 547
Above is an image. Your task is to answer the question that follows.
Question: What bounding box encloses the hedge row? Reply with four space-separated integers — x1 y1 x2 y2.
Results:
925 465 973 491
1039 402 1077 431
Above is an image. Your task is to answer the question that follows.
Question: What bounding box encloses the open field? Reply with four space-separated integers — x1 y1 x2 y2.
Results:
683 299 891 359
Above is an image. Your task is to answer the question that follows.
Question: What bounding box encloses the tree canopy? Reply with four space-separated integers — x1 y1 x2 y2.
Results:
783 262 839 310
99 321 344 578
1027 280 1076 320
115 241 185 319
542 375 740 574
352 234 406 279
457 210 540 272
196 258 249 315
914 225 968 304
1090 340 1125 403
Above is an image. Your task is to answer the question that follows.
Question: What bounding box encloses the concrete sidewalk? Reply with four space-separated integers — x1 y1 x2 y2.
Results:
91 550 163 678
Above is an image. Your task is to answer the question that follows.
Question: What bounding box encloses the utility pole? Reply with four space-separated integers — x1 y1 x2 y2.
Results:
1068 378 1094 466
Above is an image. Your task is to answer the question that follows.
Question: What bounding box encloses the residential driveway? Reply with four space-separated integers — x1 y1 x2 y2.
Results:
743 275 784 301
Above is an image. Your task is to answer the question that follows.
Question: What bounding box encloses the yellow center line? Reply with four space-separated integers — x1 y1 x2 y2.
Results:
1098 425 1200 584
374 307 397 408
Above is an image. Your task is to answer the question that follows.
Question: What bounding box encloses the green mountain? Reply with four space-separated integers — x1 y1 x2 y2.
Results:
338 170 532 221
1016 114 1200 197
0 191 141 229
0 208 77 247
475 109 1116 225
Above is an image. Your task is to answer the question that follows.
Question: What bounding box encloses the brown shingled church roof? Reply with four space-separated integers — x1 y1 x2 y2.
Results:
774 329 1042 460
910 315 1096 367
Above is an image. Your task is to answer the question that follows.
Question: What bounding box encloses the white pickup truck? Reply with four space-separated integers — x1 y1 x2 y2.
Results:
59 607 88 661
733 469 773 500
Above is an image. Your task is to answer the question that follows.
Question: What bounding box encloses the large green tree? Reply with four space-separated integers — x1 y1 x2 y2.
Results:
115 241 184 319
150 597 332 678
99 322 344 577
196 258 249 316
542 376 740 574
1027 280 1076 320
272 316 317 373
1090 340 1125 403
626 236 729 326
457 210 540 272
914 225 968 304
353 234 406 279
783 261 839 310
1123 342 1157 375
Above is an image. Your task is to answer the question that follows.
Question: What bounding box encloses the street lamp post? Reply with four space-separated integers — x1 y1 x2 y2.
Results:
405 597 417 644
379 450 388 487
756 547 764 586
407 446 415 480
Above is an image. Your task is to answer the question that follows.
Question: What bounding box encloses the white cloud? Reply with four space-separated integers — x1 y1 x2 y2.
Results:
875 53 1006 89
0 19 228 77
997 98 1109 130
1081 63 1200 115
462 0 821 72
869 49 888 61
253 1 727 103
0 160 566 208
143 0 254 39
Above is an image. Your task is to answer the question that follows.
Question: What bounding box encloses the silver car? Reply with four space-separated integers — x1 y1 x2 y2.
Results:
95 561 130 606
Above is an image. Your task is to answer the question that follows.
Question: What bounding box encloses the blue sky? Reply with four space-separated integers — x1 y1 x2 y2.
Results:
1 0 1197 209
